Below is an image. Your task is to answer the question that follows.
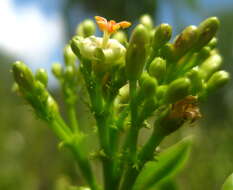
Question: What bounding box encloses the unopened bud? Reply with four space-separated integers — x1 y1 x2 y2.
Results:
35 68 48 87
186 67 203 94
12 61 35 91
199 53 222 80
47 96 59 115
164 77 191 104
173 25 198 60
64 66 75 81
139 72 158 98
76 19 96 37
194 17 220 51
112 31 128 46
117 84 129 104
160 43 175 61
156 85 168 100
207 37 218 49
52 63 63 79
139 14 154 29
126 24 149 80
206 70 230 92
152 23 172 50
64 44 77 66
149 57 166 80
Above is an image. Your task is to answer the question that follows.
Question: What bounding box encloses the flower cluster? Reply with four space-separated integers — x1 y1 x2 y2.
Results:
12 15 230 190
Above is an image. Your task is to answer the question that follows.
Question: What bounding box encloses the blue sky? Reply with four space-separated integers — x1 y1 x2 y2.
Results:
0 0 232 79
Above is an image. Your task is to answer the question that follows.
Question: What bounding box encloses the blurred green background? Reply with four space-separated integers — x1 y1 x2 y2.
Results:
0 0 232 189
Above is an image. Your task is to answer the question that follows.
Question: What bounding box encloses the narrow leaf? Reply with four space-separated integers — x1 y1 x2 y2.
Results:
222 173 233 190
133 137 192 190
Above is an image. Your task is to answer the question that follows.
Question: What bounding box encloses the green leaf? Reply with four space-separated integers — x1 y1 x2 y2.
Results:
132 137 192 190
149 178 178 190
222 173 233 190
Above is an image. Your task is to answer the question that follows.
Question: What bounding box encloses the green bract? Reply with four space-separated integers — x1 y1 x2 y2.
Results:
11 15 230 190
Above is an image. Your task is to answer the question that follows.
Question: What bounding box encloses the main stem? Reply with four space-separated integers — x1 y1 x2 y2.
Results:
120 80 139 190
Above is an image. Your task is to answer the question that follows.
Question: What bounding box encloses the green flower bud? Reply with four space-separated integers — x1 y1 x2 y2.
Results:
139 72 158 98
206 70 230 92
194 17 220 51
199 53 222 80
64 66 75 81
173 25 198 60
47 96 59 115
139 14 154 29
52 63 63 79
160 43 175 61
186 67 203 94
129 24 150 45
207 37 218 49
35 68 48 87
64 44 77 66
152 23 172 50
148 57 166 80
156 85 168 100
125 24 150 80
164 77 191 104
117 84 129 104
12 61 35 91
112 31 128 46
76 19 96 37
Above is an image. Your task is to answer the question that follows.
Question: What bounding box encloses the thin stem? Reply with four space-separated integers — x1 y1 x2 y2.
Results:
67 103 80 133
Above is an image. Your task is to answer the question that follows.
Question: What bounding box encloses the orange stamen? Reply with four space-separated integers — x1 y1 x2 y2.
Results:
95 16 131 34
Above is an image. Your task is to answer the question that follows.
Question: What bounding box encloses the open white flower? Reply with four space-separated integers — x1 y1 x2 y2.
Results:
74 35 126 64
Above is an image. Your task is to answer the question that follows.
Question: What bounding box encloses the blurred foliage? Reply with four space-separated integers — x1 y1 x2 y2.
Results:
0 0 232 190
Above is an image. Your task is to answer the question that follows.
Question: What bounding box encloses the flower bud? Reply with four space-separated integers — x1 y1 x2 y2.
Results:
164 77 191 104
148 57 166 80
139 14 154 29
117 84 129 104
156 85 168 100
64 44 77 66
173 25 198 60
76 19 96 37
64 66 75 81
12 61 35 91
112 31 128 46
193 17 220 51
35 68 48 87
206 70 230 92
199 53 222 80
125 24 150 80
52 63 63 79
186 67 203 94
139 72 158 98
207 37 218 49
47 96 59 115
129 24 150 45
160 43 175 61
152 23 172 50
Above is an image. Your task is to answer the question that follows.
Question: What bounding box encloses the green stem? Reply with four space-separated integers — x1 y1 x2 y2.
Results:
67 103 80 133
69 143 101 190
138 126 166 164
120 80 140 190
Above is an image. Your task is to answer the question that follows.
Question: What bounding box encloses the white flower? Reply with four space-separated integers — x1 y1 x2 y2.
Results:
74 35 126 64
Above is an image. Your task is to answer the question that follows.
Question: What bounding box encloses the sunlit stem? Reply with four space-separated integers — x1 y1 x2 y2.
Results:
102 31 110 48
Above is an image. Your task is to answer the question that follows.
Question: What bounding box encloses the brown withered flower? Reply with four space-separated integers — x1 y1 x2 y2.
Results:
160 96 202 135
